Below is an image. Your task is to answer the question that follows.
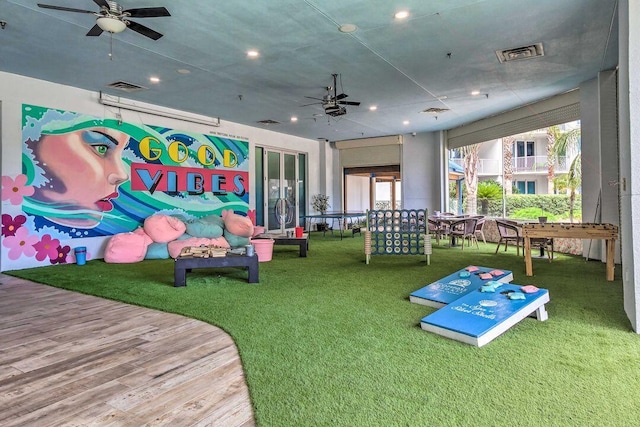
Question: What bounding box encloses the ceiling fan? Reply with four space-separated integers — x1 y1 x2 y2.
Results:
37 0 170 40
303 74 361 117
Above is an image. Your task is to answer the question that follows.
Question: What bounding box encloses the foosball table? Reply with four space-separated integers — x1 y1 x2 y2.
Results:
522 223 618 281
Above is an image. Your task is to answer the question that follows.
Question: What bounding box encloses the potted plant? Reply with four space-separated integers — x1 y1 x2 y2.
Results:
311 194 330 231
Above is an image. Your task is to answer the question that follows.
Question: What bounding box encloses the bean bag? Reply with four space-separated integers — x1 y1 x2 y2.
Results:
144 214 187 243
185 217 224 238
145 242 170 259
224 229 250 248
210 236 230 249
167 237 212 259
104 232 150 263
221 210 254 238
132 227 153 244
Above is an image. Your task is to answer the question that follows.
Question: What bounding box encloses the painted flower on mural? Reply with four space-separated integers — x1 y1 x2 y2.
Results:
2 226 39 260
1 174 35 205
2 214 27 237
50 245 70 265
33 234 62 262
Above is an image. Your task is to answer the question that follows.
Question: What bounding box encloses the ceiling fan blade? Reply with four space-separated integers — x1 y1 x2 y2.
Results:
339 101 361 106
127 20 163 40
304 96 323 101
86 24 103 36
37 4 95 14
93 0 110 9
300 101 322 107
335 93 348 100
124 7 171 18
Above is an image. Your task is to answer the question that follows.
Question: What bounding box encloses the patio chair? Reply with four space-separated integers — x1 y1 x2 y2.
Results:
494 219 523 255
449 217 479 249
531 237 554 261
428 218 449 245
473 215 487 244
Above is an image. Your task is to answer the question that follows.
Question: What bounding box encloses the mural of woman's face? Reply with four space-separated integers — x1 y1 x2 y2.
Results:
32 127 130 227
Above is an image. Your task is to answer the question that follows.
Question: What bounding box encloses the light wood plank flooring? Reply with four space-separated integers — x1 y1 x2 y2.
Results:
0 274 255 426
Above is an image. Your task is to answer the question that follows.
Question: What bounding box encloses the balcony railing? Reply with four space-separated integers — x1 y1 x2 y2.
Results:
450 156 570 175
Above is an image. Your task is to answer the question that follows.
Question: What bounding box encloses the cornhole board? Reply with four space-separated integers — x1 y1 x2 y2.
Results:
420 284 549 347
409 266 514 308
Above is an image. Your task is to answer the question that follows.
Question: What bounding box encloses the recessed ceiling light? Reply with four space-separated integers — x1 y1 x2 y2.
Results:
291 116 298 122
471 90 481 96
149 76 160 83
177 69 191 74
339 24 358 33
394 10 409 19
247 50 259 58
369 105 377 111
403 120 410 125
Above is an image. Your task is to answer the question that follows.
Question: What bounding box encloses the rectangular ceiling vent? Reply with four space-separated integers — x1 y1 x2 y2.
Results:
496 43 544 63
421 107 450 114
257 119 280 125
106 81 147 93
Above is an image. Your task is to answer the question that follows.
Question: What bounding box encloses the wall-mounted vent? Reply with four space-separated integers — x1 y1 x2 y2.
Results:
256 119 280 125
496 43 544 63
421 107 450 114
106 81 147 92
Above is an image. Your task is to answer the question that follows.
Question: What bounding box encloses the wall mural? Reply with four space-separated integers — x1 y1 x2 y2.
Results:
1 103 249 265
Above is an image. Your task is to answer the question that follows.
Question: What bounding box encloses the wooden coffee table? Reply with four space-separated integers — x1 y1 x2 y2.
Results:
174 252 259 286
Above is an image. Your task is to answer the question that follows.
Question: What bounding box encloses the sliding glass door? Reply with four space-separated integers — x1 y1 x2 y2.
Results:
256 148 306 231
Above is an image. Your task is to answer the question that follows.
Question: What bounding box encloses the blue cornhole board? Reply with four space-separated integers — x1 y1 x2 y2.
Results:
409 266 514 308
420 283 549 347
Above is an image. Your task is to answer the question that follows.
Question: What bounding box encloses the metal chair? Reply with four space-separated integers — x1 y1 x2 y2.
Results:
449 217 479 249
494 219 523 255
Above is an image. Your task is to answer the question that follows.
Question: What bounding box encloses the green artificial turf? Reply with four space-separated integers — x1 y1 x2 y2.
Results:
6 233 640 426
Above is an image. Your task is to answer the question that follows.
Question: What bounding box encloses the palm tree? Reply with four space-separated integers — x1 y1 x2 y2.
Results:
502 136 514 195
546 125 581 194
550 125 582 222
460 143 481 215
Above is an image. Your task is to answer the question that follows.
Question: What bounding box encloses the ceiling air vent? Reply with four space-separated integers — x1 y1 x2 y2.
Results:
106 81 147 93
421 107 449 114
256 119 280 125
496 43 544 63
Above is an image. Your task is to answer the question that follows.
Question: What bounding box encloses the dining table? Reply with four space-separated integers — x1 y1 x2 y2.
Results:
428 215 469 246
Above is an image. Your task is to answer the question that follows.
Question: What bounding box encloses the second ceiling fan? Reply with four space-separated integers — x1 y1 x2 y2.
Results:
303 74 361 117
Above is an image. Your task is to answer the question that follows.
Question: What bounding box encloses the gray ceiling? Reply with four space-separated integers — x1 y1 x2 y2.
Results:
0 0 619 142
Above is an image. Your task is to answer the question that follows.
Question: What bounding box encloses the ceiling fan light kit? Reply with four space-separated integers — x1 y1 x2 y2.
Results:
96 16 126 33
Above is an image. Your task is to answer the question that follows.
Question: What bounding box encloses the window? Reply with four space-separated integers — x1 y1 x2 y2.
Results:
516 180 536 194
515 141 535 157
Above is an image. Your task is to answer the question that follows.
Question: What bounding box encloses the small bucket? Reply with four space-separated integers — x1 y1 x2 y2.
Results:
74 246 87 266
250 238 274 262
295 226 304 238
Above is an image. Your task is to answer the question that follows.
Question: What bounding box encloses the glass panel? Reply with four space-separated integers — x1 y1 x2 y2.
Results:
516 141 525 157
526 141 535 156
284 153 296 229
298 153 306 226
267 151 281 231
517 181 526 194
254 147 264 226
527 181 536 194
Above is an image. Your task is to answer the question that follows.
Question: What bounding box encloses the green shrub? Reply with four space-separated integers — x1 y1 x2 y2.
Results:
510 208 559 221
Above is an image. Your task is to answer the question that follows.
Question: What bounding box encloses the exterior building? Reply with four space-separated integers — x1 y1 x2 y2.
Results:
450 121 580 195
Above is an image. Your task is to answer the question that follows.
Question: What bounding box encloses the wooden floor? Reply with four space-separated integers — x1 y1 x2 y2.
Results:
0 274 255 426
